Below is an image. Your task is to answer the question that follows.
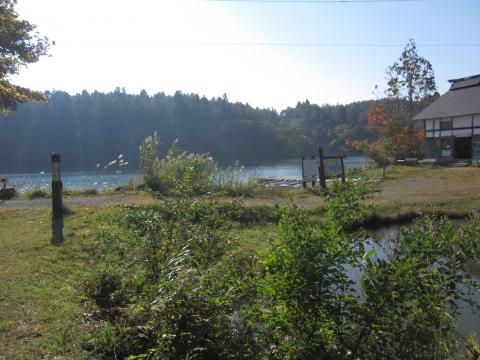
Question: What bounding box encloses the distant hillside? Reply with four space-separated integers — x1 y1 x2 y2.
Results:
0 89 377 172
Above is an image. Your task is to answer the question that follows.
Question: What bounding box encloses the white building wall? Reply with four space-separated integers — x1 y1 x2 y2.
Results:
424 114 480 138
426 119 434 130
474 114 480 127
453 115 472 128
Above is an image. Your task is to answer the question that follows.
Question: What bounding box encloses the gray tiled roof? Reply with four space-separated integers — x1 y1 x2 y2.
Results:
413 74 480 120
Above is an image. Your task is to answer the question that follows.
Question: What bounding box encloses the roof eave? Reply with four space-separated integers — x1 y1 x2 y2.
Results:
448 73 480 83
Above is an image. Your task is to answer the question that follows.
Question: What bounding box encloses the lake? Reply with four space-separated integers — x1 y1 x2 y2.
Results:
1 156 370 193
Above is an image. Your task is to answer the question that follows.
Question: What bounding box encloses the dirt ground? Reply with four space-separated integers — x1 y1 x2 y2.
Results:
374 167 480 211
0 194 152 210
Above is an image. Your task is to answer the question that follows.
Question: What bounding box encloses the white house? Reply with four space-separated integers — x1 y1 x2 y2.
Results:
413 74 480 162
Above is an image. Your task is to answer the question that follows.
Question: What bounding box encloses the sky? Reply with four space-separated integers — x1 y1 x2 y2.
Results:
12 0 480 111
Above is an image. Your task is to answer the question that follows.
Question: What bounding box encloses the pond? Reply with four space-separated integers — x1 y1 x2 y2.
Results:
347 225 480 338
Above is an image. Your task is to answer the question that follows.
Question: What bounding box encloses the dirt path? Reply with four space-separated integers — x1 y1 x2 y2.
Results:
0 194 153 210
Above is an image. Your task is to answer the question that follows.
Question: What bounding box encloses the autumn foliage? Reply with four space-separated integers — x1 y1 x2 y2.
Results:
348 101 424 170
348 39 434 172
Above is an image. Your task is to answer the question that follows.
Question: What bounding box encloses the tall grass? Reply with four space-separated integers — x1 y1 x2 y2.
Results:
25 187 51 199
139 133 258 196
214 165 259 197
143 151 217 195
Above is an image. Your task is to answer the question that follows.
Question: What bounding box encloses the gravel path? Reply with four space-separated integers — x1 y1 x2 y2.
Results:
0 194 153 210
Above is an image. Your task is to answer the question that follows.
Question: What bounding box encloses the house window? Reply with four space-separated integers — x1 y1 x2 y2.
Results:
441 137 451 150
440 119 452 130
441 137 452 157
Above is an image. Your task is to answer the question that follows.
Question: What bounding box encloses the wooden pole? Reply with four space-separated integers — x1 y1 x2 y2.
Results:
311 156 316 187
340 157 346 183
301 157 306 188
318 147 327 190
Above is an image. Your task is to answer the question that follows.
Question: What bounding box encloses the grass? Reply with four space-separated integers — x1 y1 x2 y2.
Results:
24 187 51 199
19 187 144 200
0 208 98 358
0 203 279 358
64 188 98 197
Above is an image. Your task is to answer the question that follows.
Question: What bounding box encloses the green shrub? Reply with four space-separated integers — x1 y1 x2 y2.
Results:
139 133 259 196
92 322 117 356
256 204 480 359
148 151 217 195
140 138 217 195
84 268 124 309
25 187 50 199
82 181 480 359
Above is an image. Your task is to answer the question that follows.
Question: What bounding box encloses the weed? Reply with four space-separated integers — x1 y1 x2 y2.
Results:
25 187 50 199
64 188 98 196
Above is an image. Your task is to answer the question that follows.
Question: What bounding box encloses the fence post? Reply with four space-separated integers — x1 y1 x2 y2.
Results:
340 157 346 183
311 156 316 187
301 157 306 188
318 147 327 190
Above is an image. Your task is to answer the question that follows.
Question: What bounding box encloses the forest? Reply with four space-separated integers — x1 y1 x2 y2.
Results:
0 89 377 172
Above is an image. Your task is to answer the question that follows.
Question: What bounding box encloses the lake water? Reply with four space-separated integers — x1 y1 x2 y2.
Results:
1 156 370 193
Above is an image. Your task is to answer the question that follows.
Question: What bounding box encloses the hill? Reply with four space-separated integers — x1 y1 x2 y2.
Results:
0 89 376 172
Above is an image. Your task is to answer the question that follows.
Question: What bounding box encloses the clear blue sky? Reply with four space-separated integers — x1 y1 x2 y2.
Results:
13 0 480 110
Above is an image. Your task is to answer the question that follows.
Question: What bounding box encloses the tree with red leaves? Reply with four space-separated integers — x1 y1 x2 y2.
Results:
349 40 434 174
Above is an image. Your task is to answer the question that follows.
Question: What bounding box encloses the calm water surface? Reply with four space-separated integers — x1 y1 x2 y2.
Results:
2 156 370 193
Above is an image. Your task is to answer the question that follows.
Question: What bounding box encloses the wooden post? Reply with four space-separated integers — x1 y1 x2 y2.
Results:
340 157 346 183
311 156 316 187
301 157 306 188
318 147 327 190
51 153 63 217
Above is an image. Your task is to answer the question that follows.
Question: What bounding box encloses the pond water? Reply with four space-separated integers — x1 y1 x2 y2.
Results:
348 226 480 338
241 156 369 179
1 156 370 193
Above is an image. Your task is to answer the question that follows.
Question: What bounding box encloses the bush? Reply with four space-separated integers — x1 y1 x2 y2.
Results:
82 182 480 359
139 133 258 196
84 268 124 309
146 151 217 196
257 205 480 359
25 187 50 199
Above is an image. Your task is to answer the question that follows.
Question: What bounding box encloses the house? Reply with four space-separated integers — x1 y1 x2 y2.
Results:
413 74 480 163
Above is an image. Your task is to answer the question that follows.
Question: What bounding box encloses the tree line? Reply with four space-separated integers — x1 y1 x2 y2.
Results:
0 89 377 172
